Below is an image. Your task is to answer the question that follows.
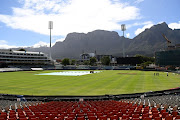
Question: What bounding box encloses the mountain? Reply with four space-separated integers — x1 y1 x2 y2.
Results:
51 30 131 59
19 22 180 59
127 22 180 56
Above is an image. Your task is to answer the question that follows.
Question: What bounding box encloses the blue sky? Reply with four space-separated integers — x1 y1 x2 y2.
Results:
0 0 180 49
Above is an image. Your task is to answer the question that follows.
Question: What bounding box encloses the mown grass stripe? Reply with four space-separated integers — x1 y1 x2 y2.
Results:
0 70 179 95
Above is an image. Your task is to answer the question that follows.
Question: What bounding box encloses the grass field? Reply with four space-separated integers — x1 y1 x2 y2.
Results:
0 70 179 96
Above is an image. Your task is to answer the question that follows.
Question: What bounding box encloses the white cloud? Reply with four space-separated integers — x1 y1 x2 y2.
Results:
0 39 60 49
126 33 130 38
0 40 7 45
0 40 22 49
32 39 61 48
0 40 48 49
126 21 152 29
158 21 164 24
134 22 154 35
0 0 140 37
134 0 144 4
32 41 49 48
55 38 65 42
168 21 180 30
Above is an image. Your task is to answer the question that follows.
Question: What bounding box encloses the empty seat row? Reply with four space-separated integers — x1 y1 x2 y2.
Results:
1 100 180 120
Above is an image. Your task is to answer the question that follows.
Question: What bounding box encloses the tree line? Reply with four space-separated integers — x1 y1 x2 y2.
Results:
60 55 155 66
61 56 111 66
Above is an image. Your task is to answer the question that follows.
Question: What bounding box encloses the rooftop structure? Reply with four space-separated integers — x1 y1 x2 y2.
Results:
80 53 96 61
155 49 180 66
0 49 53 67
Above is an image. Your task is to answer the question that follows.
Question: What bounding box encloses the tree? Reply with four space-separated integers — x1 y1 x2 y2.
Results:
141 61 153 68
61 58 70 66
83 60 90 65
134 54 155 63
101 56 110 65
71 59 76 65
18 48 26 51
90 57 97 66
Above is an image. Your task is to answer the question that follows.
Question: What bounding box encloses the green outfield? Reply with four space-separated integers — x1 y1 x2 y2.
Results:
0 70 179 96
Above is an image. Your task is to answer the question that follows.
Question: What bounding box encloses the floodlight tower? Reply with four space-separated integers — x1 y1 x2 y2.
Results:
121 24 126 57
48 21 53 59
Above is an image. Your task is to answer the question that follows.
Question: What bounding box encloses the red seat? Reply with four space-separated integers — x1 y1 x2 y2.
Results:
122 115 129 120
68 114 76 118
54 118 62 120
134 111 141 115
152 113 159 119
175 115 180 119
143 117 151 120
110 115 118 120
132 118 140 120
165 115 173 120
160 109 166 115
77 116 85 120
154 117 161 120
29 118 39 120
65 117 74 120
57 115 64 120
88 116 97 120
8 118 17 120
143 110 149 114
9 114 16 118
121 109 127 114
132 114 139 118
96 113 103 118
44 112 50 117
99 116 107 120
48 114 55 120
152 107 158 111
172 111 178 117
77 113 85 117
42 117 50 120
87 113 95 116
107 113 113 118
29 115 36 120
126 111 133 117
0 118 5 120
0 115 7 119
162 112 169 118
19 118 27 120
142 114 149 119
152 110 159 114
116 112 122 117
19 115 26 118
39 114 46 120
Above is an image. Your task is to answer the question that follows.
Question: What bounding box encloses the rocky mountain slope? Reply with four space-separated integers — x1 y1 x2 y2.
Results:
24 22 180 59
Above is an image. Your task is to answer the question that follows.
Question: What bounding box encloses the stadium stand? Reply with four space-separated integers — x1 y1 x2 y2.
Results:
0 87 180 120
0 93 180 120
0 68 23 72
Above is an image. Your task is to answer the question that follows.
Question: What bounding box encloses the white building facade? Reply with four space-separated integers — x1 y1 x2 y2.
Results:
0 49 52 67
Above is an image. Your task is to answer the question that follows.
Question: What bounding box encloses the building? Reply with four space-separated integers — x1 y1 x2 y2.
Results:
96 55 116 65
155 49 180 66
116 57 142 66
79 52 116 65
96 55 113 62
80 53 96 61
0 49 52 68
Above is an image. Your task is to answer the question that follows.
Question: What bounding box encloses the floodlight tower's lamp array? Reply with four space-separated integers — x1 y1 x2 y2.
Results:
121 24 126 58
121 24 126 37
48 21 53 59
